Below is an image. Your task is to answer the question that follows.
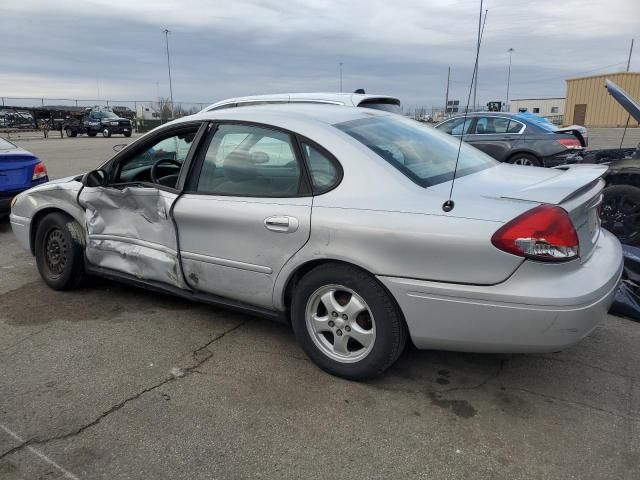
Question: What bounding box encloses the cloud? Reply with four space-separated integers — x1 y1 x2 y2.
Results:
2 0 638 109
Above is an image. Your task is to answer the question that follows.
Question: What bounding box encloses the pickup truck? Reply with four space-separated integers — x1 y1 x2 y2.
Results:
63 109 132 138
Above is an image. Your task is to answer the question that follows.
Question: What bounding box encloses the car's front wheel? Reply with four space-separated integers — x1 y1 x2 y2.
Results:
291 263 407 380
35 212 87 290
102 128 111 138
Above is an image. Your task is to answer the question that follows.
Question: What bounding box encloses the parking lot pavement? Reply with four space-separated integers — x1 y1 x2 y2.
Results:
588 128 640 150
1 136 639 479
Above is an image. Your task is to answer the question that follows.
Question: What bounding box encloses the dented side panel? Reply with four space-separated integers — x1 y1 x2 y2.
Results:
80 186 184 287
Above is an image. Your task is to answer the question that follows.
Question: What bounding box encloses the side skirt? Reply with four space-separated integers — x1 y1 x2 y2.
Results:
85 264 288 324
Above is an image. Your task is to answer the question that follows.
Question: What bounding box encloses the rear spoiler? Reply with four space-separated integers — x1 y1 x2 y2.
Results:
554 127 587 147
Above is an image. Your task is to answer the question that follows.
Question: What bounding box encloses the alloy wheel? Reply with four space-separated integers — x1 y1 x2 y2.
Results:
305 285 376 363
512 157 535 166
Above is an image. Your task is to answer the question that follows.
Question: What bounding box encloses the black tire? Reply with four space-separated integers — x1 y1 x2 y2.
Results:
124 131 132 138
87 131 97 137
34 212 87 290
102 128 111 138
601 184 640 245
65 128 77 138
508 153 541 167
291 263 407 380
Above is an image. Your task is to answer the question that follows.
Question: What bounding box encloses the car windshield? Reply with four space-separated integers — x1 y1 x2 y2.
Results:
336 115 497 187
0 138 17 150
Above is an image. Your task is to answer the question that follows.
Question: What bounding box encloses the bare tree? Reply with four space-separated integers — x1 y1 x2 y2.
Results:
155 96 173 123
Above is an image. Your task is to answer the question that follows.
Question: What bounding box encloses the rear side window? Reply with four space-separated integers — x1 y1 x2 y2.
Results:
301 143 340 193
197 124 301 196
473 117 509 134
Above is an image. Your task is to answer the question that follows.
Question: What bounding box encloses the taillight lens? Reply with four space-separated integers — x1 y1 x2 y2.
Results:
556 138 582 149
491 205 579 262
32 162 48 180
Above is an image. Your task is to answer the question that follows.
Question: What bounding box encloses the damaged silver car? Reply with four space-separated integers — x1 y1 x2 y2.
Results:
10 104 623 379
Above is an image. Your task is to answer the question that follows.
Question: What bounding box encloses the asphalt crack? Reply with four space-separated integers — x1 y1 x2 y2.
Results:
0 320 247 461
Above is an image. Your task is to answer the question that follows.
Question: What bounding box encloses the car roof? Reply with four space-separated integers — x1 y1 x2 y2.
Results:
176 103 390 131
200 92 400 113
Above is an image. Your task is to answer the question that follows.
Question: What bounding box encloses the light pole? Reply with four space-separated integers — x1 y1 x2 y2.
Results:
163 29 174 119
505 48 514 112
339 62 343 92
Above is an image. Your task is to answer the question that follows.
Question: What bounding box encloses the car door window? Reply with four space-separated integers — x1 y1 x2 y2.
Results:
197 124 301 196
507 120 525 133
473 117 510 134
301 143 341 193
437 117 472 135
113 128 199 186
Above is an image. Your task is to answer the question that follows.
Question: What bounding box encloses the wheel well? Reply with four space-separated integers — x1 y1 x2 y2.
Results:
281 259 408 331
29 208 70 255
506 150 539 162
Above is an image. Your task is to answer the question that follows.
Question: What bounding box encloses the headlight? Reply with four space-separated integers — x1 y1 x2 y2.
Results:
11 196 18 209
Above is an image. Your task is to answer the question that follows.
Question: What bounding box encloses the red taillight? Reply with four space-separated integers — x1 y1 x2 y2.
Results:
556 138 582 149
32 162 47 180
491 205 579 262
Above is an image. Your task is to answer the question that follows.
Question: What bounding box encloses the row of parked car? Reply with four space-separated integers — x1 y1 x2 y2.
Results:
2 82 638 379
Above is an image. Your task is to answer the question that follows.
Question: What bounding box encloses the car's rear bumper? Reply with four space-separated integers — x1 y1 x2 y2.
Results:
378 229 623 353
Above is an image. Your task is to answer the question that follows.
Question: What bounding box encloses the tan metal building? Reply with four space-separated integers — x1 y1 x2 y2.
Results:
565 72 640 127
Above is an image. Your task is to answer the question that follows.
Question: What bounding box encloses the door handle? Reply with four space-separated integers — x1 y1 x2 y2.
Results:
264 216 299 233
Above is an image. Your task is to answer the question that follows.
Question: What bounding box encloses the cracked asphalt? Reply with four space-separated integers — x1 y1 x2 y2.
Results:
1 135 640 479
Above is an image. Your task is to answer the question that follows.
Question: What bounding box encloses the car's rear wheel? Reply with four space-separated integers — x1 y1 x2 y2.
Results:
508 153 541 167
65 127 77 137
102 128 111 138
291 263 407 380
35 212 87 290
601 184 640 245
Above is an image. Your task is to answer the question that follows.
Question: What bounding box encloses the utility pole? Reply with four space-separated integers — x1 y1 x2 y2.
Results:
164 29 174 119
339 62 343 92
506 48 514 112
627 39 635 72
444 66 451 117
472 1 483 110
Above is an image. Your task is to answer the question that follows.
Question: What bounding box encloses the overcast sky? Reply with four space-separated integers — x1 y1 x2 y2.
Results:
2 0 638 110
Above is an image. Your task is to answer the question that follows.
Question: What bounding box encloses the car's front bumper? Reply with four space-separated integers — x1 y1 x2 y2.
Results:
378 229 623 353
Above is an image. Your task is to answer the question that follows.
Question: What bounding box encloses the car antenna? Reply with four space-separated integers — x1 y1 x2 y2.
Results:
443 3 488 213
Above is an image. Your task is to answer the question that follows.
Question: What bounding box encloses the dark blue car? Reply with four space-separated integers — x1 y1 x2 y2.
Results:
0 138 48 216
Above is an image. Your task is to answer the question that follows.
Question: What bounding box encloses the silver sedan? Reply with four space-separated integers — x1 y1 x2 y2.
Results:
9 104 623 379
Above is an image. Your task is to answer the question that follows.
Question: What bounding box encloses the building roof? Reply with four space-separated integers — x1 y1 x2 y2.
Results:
566 71 640 82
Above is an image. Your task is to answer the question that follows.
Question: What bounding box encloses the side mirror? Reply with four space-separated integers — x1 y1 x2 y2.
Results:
113 143 127 152
82 169 107 187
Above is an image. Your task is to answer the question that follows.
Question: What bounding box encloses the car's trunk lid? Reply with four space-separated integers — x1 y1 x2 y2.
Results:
0 152 37 191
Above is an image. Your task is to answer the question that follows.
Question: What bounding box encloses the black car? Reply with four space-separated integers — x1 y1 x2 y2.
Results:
64 108 132 138
434 112 587 167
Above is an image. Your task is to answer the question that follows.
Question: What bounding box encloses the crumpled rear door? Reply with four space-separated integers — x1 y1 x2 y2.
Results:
80 185 183 287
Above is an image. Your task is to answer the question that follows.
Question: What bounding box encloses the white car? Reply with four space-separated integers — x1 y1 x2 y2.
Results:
200 91 402 114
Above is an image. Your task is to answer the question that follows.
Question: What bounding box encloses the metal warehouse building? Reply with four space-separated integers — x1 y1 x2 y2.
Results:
565 72 640 127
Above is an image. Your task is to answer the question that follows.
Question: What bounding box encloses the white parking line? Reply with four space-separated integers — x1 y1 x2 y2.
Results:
0 424 80 480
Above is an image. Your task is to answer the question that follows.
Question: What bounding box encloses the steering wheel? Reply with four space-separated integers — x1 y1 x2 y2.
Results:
150 158 181 184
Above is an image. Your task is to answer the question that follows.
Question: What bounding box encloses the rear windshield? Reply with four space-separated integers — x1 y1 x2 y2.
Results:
335 115 497 187
0 138 17 150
